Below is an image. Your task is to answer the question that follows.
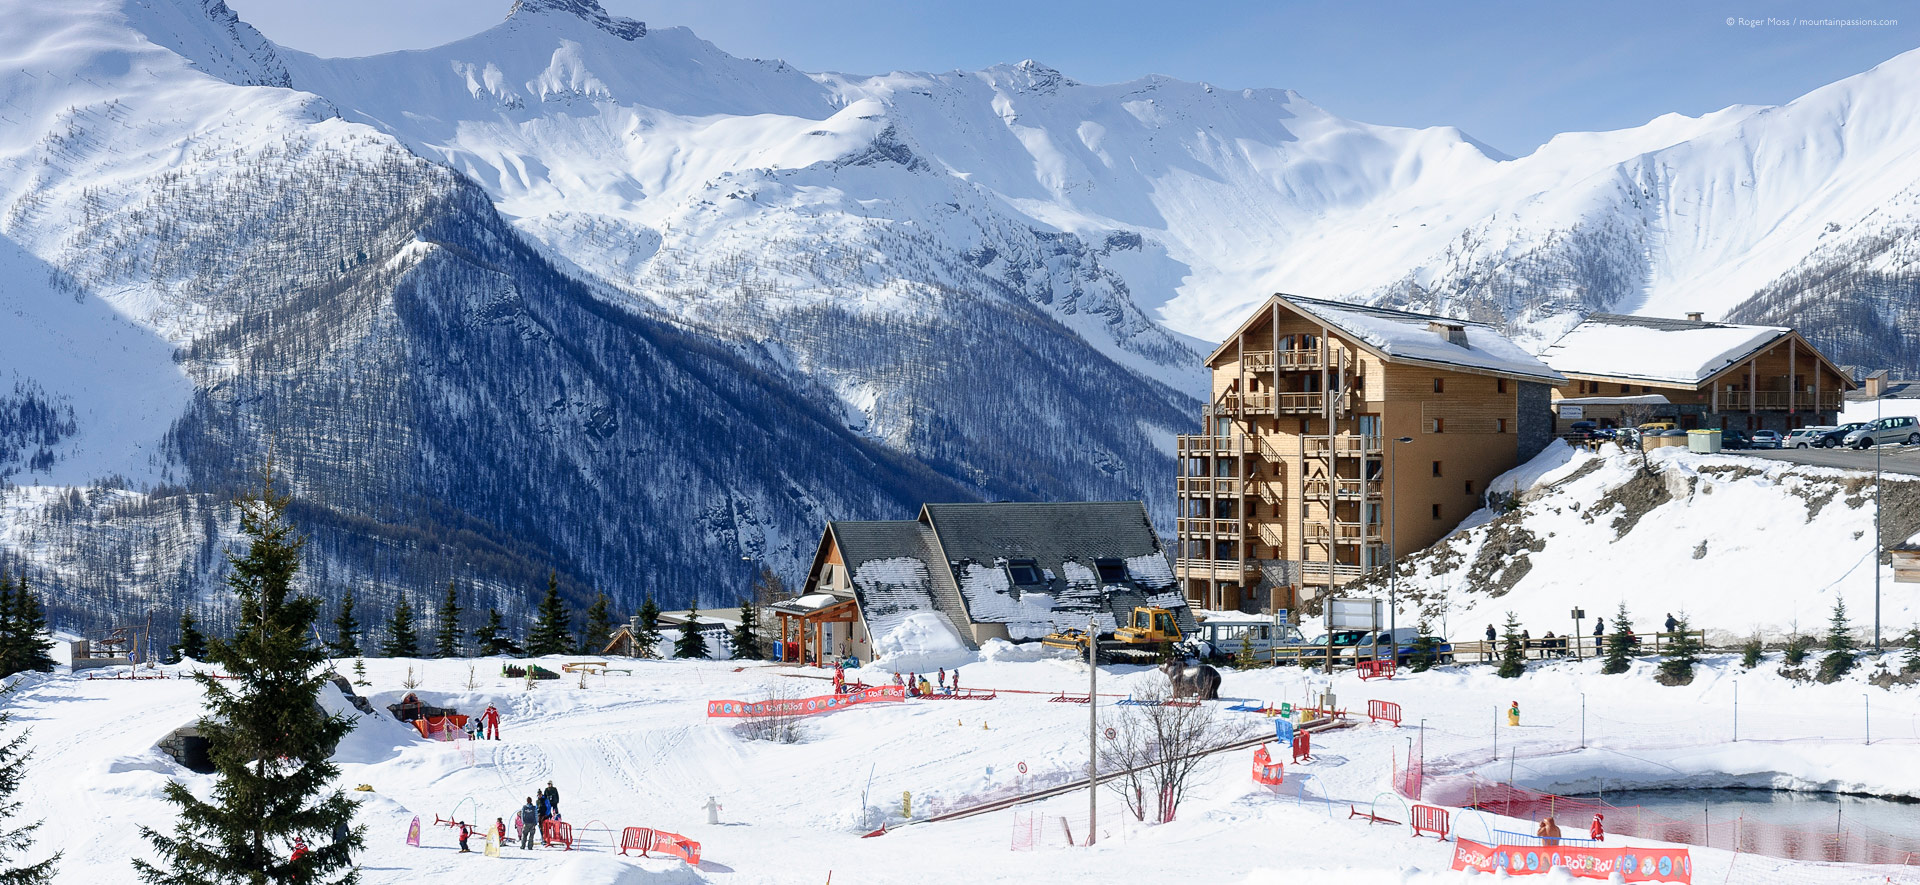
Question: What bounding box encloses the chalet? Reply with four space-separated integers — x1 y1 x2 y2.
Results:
772 501 1189 665
1540 314 1855 433
604 609 740 659
1175 294 1564 614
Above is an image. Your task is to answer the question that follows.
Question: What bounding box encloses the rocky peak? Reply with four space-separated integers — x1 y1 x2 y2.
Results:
506 0 646 40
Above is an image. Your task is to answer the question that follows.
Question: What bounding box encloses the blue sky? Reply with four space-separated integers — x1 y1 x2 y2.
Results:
226 0 1915 155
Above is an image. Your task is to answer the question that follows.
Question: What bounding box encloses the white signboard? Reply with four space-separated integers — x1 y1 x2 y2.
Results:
1560 405 1584 420
1328 598 1380 630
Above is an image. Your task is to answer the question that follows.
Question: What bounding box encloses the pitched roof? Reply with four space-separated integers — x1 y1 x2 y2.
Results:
1207 294 1565 383
822 520 972 652
1540 314 1796 387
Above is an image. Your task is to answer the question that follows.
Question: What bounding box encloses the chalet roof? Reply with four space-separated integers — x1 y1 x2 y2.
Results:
820 520 969 652
1539 314 1851 389
1207 294 1564 383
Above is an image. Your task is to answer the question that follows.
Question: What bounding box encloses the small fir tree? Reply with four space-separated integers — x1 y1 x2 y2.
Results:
135 464 360 885
1235 630 1257 670
1783 632 1812 666
0 573 56 678
0 682 58 882
1657 613 1701 685
472 608 521 657
1740 635 1763 669
1817 598 1856 683
1602 602 1634 675
1496 612 1527 679
328 592 361 658
351 657 368 687
579 592 617 655
171 612 207 664
1902 625 1920 675
730 600 763 661
526 572 573 657
1409 619 1439 673
381 594 418 658
635 594 663 659
674 604 709 659
433 580 462 659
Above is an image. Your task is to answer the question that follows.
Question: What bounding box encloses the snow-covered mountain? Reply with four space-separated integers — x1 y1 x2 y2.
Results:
2 0 1916 634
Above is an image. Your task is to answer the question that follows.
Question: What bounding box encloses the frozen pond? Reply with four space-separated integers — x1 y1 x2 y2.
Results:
1570 788 1919 838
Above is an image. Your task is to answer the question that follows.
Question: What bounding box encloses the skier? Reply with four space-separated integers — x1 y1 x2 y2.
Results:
456 820 474 853
518 797 538 850
937 667 946 692
290 836 309 879
951 668 960 694
907 673 920 697
543 780 560 816
918 674 933 696
832 663 846 695
891 671 903 688
495 817 508 850
1507 700 1520 727
482 704 502 740
1589 813 1606 842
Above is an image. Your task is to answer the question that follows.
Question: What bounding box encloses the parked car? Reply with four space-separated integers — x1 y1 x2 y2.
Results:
1720 429 1753 450
1568 420 1599 440
1843 415 1920 449
1817 422 1868 448
1637 421 1677 434
1783 427 1833 449
1750 429 1783 449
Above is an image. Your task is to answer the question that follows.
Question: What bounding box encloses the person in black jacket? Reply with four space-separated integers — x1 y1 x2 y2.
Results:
543 781 560 815
517 798 538 850
1664 613 1678 633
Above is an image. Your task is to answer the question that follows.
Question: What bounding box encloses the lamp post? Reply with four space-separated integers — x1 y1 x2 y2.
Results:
1874 395 1883 654
1388 436 1414 661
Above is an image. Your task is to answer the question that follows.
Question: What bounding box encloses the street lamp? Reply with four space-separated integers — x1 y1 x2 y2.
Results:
1388 436 1414 660
1874 395 1883 654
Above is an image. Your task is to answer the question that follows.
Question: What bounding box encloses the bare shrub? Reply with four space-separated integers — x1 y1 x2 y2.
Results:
737 680 808 744
1098 678 1258 822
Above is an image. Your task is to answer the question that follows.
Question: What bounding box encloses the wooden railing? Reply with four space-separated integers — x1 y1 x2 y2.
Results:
1720 390 1844 411
1304 478 1382 499
1304 435 1384 457
1175 557 1260 579
1176 434 1252 456
1177 476 1244 496
1242 349 1326 372
1256 521 1286 549
1176 518 1242 536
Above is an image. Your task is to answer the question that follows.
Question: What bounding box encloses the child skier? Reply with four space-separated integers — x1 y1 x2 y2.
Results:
456 820 474 853
1507 701 1520 726
1589 813 1605 842
482 704 502 740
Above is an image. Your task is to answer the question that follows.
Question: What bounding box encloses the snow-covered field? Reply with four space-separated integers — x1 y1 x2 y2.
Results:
8 650 1919 884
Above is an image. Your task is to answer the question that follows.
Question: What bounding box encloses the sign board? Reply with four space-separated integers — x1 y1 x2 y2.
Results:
1451 838 1691 882
1560 405 1585 420
1275 609 1289 626
1328 598 1380 630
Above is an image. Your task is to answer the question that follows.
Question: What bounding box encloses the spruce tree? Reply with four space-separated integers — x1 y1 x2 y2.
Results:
635 594 663 659
1817 598 1856 683
472 608 520 657
432 580 462 659
526 572 572 657
1602 602 1634 675
1496 612 1526 679
731 600 762 661
171 612 207 664
0 682 57 882
1657 613 1701 685
135 466 360 885
1902 625 1920 675
1234 630 1256 670
579 592 616 656
380 595 418 659
0 575 13 676
1740 635 1763 669
0 575 55 678
1409 619 1438 672
674 604 709 659
327 593 361 658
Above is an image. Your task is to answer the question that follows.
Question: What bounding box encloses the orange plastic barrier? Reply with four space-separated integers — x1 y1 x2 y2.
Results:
541 819 573 850
707 685 904 718
411 714 470 740
620 827 651 855
1291 729 1311 763
1367 699 1402 726
1411 804 1450 839
1358 659 1397 680
1251 745 1285 787
619 826 701 864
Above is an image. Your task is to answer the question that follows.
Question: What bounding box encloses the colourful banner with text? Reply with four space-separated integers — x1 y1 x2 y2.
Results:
1451 838 1691 882
706 684 905 718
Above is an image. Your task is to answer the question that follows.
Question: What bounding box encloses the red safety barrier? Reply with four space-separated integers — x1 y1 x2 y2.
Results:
1358 659 1396 680
620 827 651 855
1367 699 1402 727
1451 837 1690 882
1290 729 1311 763
541 819 573 850
411 714 470 740
707 684 904 718
1411 804 1450 840
616 826 702 864
1250 745 1284 787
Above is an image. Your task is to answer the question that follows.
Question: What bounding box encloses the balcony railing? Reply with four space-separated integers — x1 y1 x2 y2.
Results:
1303 478 1383 499
1304 519 1383 544
1720 390 1844 411
1242 349 1326 372
1177 476 1245 497
1304 435 1385 458
1297 560 1366 580
1176 434 1254 456
1176 518 1242 536
1176 557 1261 579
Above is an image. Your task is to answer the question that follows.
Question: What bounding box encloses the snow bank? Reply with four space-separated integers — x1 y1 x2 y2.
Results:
869 612 971 673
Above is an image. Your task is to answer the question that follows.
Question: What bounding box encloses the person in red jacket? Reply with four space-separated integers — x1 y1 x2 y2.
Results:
481 704 502 740
1590 813 1606 842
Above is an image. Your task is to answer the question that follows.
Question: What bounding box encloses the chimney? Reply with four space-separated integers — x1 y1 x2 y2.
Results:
1866 369 1889 397
1428 321 1468 348
1685 312 1704 322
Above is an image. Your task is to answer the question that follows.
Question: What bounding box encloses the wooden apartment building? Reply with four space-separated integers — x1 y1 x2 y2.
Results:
1540 313 1855 432
1174 295 1564 614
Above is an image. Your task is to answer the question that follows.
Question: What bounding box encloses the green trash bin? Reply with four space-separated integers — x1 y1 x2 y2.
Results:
1687 429 1722 454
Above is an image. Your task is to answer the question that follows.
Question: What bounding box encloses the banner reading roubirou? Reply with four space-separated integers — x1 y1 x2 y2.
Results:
1451 838 1691 882
706 684 905 718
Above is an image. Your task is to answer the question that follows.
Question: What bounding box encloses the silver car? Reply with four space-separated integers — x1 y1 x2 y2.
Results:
1844 415 1920 449
1784 427 1832 449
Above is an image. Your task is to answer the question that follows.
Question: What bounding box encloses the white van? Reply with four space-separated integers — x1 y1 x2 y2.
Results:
1185 618 1307 661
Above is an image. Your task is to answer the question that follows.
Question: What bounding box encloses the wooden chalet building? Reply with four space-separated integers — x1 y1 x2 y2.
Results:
1540 314 1855 433
1175 294 1563 614
772 501 1190 664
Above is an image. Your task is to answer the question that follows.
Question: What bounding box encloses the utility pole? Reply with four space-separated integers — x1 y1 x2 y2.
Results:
1874 394 1883 654
1086 614 1098 846
1388 436 1413 664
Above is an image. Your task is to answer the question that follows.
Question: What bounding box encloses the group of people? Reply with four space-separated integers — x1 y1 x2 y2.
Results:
1533 813 1606 846
513 781 564 849
891 667 960 697
463 704 503 741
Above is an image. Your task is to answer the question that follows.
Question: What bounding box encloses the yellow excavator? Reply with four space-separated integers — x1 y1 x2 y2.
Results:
1041 606 1183 664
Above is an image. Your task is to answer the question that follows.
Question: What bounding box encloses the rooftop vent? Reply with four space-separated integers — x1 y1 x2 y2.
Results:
1685 312 1704 322
1427 321 1468 348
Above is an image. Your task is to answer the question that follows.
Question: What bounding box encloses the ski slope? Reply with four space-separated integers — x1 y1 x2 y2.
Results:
6 651 1919 883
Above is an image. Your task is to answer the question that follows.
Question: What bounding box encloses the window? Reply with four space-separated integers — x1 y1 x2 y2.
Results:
1431 461 1442 477
1621 384 1632 394
1095 558 1127 583
1431 504 1442 520
1433 378 1445 393
1497 418 1508 434
1464 480 1474 495
1431 417 1445 433
1641 386 1652 394
1497 379 1507 394
1007 560 1045 586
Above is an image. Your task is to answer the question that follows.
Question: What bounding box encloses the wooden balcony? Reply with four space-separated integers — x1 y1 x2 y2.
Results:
1176 557 1261 580
1303 478 1383 500
1176 518 1242 536
1304 435 1384 458
1297 560 1366 581
1177 476 1245 497
1304 519 1383 544
1176 434 1253 456
1720 390 1844 411
1242 349 1326 372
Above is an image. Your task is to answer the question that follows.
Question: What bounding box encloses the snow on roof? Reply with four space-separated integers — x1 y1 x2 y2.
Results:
1553 394 1671 408
1280 296 1565 383
1540 314 1791 387
848 557 969 657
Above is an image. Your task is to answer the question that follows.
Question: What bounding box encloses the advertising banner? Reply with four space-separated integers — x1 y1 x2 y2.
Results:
706 684 905 718
1450 838 1691 882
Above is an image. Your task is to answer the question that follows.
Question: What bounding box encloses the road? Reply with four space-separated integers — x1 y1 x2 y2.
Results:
1728 442 1920 476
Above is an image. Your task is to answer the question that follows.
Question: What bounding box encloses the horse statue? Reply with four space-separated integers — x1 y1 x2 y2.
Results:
1160 660 1221 701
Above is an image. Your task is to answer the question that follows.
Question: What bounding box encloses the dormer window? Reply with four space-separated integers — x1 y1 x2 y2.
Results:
1007 560 1045 587
1095 558 1127 583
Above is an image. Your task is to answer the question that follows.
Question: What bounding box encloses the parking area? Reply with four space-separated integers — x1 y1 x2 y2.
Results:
1728 442 1920 477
